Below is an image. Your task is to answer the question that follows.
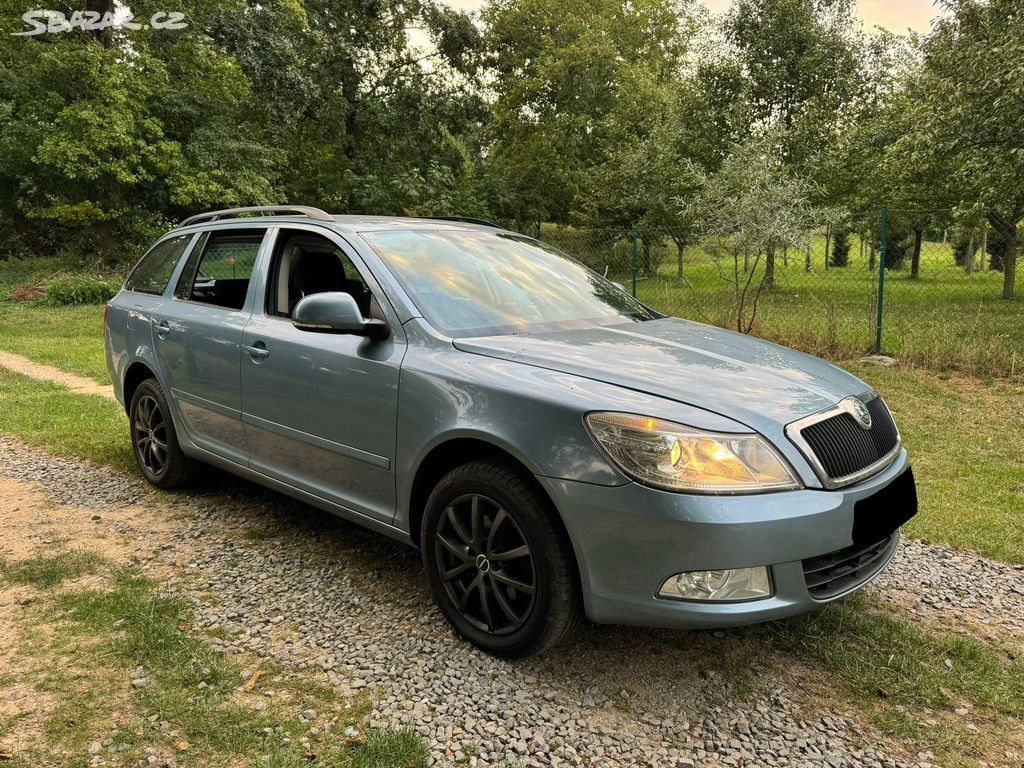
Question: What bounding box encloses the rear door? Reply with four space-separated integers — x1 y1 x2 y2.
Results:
151 227 269 465
239 226 406 524
109 233 196 388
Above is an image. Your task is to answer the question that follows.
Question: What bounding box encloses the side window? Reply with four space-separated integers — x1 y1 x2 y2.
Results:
174 229 265 311
266 230 373 319
124 234 193 296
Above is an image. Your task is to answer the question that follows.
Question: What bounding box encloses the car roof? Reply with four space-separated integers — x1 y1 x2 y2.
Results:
330 215 502 234
172 213 503 237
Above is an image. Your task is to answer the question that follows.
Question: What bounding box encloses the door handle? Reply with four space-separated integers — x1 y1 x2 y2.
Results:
244 343 270 360
153 320 171 336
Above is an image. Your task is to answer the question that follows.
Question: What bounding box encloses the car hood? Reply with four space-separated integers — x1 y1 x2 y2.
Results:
453 318 871 430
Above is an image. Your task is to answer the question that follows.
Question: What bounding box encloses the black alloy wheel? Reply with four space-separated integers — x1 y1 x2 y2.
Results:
434 493 537 635
129 378 199 489
421 460 582 657
133 393 168 476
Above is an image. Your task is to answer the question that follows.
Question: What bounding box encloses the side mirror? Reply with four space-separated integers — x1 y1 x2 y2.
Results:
291 292 389 341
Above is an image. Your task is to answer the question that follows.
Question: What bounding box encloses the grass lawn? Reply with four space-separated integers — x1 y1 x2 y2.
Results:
848 363 1024 564
0 253 120 384
0 367 133 472
0 303 110 384
765 594 1024 768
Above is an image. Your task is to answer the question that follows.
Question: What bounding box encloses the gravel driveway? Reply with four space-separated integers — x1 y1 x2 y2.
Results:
3 436 1022 768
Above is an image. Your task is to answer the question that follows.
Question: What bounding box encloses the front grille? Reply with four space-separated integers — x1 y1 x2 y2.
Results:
802 533 898 600
793 397 899 485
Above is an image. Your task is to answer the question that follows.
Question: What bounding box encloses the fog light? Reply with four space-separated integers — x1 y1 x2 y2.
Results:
658 567 771 602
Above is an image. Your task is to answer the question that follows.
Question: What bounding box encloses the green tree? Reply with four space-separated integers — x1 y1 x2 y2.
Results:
725 0 863 165
483 0 690 230
723 0 865 280
204 0 487 215
915 0 1024 298
578 13 750 274
0 0 489 258
830 227 850 267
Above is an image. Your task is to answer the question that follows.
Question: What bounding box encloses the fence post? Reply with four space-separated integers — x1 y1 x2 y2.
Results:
875 207 888 355
630 225 638 297
824 224 831 270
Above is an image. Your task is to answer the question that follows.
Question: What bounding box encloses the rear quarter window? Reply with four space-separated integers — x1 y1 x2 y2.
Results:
125 234 193 296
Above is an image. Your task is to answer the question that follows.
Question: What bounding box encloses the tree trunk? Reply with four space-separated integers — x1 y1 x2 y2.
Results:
765 244 775 288
869 243 876 271
823 225 831 270
910 229 923 278
86 0 115 47
965 234 974 275
980 229 987 271
805 243 811 272
988 213 1019 299
1003 228 1017 300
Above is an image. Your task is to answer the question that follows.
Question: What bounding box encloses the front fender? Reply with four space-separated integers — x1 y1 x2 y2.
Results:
392 336 754 533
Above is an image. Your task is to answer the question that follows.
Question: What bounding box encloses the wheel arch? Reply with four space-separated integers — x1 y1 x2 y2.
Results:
406 436 575 562
122 360 158 414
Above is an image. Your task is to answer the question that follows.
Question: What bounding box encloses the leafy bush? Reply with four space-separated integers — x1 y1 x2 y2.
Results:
953 236 976 267
829 228 850 267
46 275 118 306
986 228 1007 272
882 223 912 270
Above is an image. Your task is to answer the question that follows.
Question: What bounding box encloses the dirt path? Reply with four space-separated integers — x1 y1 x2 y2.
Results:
0 349 115 400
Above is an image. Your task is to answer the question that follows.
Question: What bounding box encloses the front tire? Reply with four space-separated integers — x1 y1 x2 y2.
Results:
421 460 582 657
129 379 198 489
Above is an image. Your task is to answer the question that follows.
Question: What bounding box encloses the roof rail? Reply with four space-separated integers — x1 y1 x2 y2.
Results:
180 206 335 227
417 216 502 228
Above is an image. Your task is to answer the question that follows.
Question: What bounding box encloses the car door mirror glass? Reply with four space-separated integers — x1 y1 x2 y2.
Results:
291 292 388 339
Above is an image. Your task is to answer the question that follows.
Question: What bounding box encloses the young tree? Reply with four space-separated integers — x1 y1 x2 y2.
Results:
683 136 824 330
830 228 851 267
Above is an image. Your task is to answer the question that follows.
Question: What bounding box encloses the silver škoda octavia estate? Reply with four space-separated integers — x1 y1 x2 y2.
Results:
105 206 918 657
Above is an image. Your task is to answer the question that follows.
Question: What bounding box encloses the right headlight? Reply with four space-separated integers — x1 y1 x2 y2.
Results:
585 412 801 494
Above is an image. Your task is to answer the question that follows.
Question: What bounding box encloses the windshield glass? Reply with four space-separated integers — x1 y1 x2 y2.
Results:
361 229 654 337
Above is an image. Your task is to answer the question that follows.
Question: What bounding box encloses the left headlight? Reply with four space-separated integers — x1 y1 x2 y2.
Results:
585 412 800 494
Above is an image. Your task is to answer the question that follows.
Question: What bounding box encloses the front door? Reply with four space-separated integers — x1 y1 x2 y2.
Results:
152 227 268 465
240 227 406 524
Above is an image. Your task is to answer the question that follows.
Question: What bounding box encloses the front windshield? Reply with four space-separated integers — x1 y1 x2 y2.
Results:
361 229 654 337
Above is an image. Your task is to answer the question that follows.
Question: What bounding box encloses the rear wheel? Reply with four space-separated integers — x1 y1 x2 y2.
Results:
129 379 198 489
421 460 581 657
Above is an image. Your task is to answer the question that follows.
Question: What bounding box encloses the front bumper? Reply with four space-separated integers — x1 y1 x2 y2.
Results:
538 449 913 629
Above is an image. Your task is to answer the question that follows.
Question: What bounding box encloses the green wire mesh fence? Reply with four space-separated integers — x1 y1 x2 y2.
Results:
534 209 1023 379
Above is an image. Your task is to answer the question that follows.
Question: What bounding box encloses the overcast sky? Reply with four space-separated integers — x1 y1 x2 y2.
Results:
444 0 942 35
